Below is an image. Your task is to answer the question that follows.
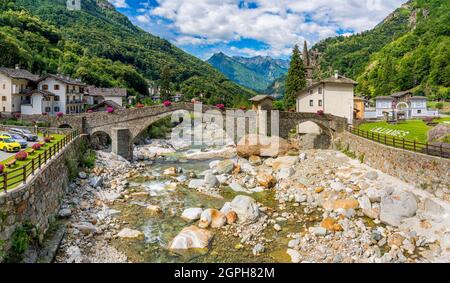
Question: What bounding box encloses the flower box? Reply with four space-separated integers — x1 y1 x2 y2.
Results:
15 151 28 161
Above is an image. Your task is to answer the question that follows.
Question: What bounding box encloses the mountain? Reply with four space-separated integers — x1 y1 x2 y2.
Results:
262 75 286 98
312 0 449 99
207 52 289 92
0 0 255 106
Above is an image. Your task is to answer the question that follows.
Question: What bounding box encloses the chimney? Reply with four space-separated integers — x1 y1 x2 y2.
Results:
15 64 20 70
334 70 339 79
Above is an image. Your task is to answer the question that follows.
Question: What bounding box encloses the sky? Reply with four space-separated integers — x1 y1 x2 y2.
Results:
108 0 406 60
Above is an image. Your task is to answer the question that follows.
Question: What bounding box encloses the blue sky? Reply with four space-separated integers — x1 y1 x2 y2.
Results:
108 0 406 60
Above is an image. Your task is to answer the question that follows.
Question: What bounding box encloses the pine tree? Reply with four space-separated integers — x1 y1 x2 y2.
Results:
160 66 172 101
284 45 306 110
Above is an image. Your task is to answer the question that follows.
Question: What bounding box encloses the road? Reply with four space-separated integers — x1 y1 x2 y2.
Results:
0 140 42 162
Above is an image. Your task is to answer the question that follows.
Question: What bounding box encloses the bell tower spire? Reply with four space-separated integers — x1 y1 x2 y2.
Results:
302 40 310 67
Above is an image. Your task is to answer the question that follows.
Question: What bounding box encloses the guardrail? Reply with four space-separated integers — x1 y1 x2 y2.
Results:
348 126 449 159
0 130 79 192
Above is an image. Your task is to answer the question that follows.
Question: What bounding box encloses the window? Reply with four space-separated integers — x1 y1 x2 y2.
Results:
45 107 51 113
54 84 60 90
54 96 60 101
309 89 313 95
417 110 421 114
54 106 60 112
318 100 323 106
2 84 5 89
42 84 48 90
1 96 6 101
309 100 314 107
318 87 323 94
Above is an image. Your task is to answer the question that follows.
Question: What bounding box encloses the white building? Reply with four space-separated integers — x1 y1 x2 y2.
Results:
0 66 39 114
364 89 438 119
31 74 86 115
85 87 126 107
21 90 57 116
296 72 357 124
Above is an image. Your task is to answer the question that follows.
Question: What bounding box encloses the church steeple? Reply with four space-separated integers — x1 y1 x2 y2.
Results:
302 40 310 67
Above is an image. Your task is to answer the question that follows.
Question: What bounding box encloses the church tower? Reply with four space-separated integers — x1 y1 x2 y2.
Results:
302 41 313 79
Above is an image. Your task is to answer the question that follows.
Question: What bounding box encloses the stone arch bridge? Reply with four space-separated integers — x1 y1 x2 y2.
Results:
24 103 347 160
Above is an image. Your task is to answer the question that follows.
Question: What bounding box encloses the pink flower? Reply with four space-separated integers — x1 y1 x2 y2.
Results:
216 104 225 110
316 110 324 116
136 103 144 108
32 143 42 150
0 164 4 173
163 100 172 107
87 109 93 113
15 151 28 161
106 107 114 113
43 137 51 143
15 113 21 119
41 112 48 116
56 112 64 117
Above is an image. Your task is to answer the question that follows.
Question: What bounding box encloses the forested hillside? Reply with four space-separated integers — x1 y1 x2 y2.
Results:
0 0 254 106
313 0 449 99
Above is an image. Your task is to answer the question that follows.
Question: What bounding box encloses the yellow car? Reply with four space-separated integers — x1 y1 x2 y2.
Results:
0 136 21 152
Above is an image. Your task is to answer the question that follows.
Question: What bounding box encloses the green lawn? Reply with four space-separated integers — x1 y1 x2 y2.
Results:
0 133 65 191
358 120 432 143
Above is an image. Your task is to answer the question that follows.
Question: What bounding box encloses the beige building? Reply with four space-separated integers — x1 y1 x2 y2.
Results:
0 66 39 114
296 72 357 124
85 86 126 107
249 95 274 112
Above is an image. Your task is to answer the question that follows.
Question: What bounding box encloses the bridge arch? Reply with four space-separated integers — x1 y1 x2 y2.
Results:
58 123 73 129
90 130 112 150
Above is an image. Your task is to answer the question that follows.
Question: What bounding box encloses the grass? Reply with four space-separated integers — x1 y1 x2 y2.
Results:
427 101 450 110
0 133 65 191
358 120 431 143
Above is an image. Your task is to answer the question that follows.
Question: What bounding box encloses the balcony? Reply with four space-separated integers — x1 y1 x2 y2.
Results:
66 99 84 104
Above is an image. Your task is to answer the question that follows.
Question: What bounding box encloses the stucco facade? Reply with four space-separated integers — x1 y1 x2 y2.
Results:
297 78 355 124
0 74 31 113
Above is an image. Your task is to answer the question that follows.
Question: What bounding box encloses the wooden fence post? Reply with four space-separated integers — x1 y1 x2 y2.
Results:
3 173 7 192
22 166 26 184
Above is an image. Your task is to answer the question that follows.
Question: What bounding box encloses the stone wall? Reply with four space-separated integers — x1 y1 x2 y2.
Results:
334 131 450 200
0 135 88 261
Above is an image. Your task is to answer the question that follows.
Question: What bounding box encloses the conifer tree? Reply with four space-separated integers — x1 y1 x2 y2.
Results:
284 45 306 110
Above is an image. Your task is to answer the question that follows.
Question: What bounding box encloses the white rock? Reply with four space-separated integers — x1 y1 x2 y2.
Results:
358 195 372 211
220 202 232 214
89 176 103 188
204 173 219 189
380 190 418 227
309 226 327 236
274 224 282 231
72 222 98 235
229 195 260 223
287 249 301 263
188 179 205 189
169 226 213 250
181 208 203 221
78 172 87 179
117 228 144 239
365 171 379 180
58 208 72 218
277 167 294 179
229 181 247 192
299 152 307 161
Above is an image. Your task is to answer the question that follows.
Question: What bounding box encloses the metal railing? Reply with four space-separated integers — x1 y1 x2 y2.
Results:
348 126 449 159
0 130 79 192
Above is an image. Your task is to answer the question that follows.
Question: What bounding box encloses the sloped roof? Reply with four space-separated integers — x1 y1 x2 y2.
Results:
391 89 414 98
0 67 40 81
409 96 428 100
38 74 86 86
88 100 123 111
297 75 357 96
86 86 127 97
376 96 394 100
249 95 275 102
23 89 55 97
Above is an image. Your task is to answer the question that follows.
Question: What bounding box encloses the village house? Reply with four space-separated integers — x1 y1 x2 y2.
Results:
85 86 127 107
28 74 87 115
364 89 438 120
0 66 40 114
296 71 357 124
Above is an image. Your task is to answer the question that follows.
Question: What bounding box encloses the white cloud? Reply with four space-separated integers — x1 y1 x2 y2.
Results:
141 0 405 58
136 14 151 24
108 0 129 9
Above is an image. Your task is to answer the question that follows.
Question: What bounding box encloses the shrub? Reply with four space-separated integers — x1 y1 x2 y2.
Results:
43 137 51 143
136 103 144 108
56 112 64 117
15 151 28 161
316 110 325 116
435 102 444 110
32 143 41 150
82 150 96 169
106 107 114 113
163 100 172 107
0 164 4 173
216 104 225 110
87 109 93 113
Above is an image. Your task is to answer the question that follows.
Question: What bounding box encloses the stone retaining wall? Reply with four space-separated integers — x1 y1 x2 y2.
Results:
0 135 88 261
334 131 450 200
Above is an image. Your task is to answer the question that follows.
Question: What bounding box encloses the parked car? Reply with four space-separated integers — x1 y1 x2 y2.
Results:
0 136 21 152
0 133 28 148
8 128 38 141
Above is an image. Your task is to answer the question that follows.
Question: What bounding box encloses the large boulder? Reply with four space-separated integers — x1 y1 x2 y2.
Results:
256 172 276 188
215 160 235 174
271 156 299 170
204 173 219 189
117 228 144 239
428 124 450 142
237 134 289 158
380 190 418 227
169 226 213 250
229 195 260 223
199 209 227 228
181 208 203 221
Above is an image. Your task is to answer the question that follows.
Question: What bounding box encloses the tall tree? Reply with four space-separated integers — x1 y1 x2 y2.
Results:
160 66 173 101
284 45 306 110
